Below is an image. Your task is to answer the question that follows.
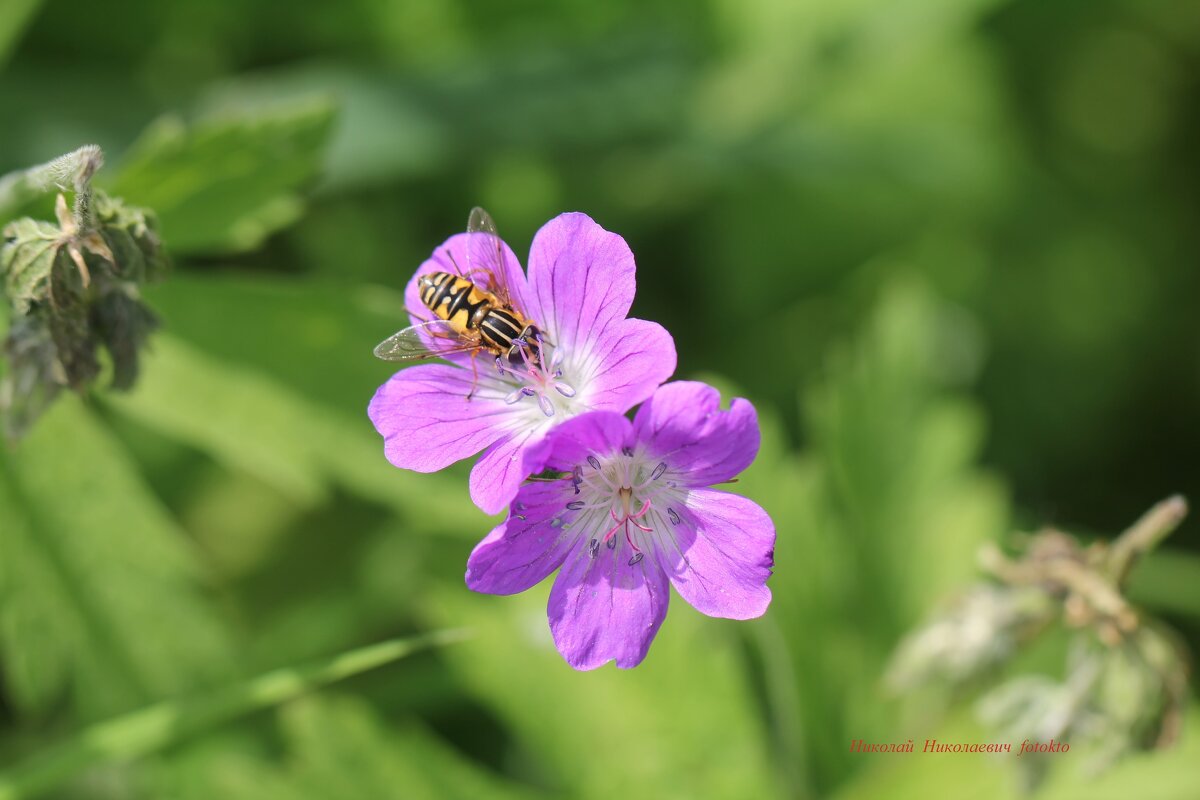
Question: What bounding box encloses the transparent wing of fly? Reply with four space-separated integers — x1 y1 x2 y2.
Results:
373 319 478 362
466 206 517 308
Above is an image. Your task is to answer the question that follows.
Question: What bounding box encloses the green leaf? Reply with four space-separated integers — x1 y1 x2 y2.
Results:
1 217 59 314
92 190 168 285
104 99 336 256
104 334 479 532
0 0 42 71
0 400 236 720
832 707 1200 800
746 279 1009 795
423 586 783 800
276 695 537 800
0 630 468 800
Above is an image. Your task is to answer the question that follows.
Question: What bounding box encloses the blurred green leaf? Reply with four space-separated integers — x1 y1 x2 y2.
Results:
0 629 468 800
424 585 783 800
0 399 235 720
104 100 336 255
0 0 41 71
104 333 479 532
0 217 58 314
741 278 1009 795
833 707 1200 800
145 693 541 800
1127 550 1200 618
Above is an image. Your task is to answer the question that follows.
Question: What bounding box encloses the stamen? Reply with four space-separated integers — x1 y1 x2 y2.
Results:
621 446 634 457
606 537 617 549
494 356 506 375
588 539 599 558
504 388 524 405
625 527 641 551
554 382 576 397
628 553 644 566
587 455 601 470
550 518 562 528
538 394 555 417
565 500 584 510
650 462 667 480
668 507 681 525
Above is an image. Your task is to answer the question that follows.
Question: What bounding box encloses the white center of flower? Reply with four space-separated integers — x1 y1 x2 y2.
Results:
491 335 592 426
532 448 687 565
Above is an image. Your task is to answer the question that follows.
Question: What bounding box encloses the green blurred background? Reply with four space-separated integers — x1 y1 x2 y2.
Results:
0 0 1198 797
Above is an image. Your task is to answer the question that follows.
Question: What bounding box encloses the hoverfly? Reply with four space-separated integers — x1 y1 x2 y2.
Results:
374 208 545 394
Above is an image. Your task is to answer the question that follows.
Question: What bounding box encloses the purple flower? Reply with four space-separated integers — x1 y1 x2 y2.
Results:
368 213 676 515
465 381 775 670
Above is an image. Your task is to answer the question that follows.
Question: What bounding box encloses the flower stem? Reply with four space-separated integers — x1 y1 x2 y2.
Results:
1107 494 1188 587
0 145 103 226
0 627 471 800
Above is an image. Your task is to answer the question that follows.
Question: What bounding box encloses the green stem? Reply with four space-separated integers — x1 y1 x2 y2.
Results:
0 628 470 800
0 145 103 223
1107 494 1188 587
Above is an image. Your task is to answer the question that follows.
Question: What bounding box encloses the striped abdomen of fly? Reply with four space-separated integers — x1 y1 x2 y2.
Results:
418 271 541 364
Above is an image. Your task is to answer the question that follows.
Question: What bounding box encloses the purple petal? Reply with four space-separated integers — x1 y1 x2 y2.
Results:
531 411 633 474
632 381 760 486
465 481 580 594
525 213 635 355
470 428 550 516
658 489 774 620
368 365 515 473
548 538 670 670
578 318 676 414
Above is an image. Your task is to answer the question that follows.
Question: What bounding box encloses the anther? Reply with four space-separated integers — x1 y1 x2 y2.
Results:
650 462 667 480
668 508 680 525
504 388 524 405
606 537 617 549
550 518 561 528
538 395 555 417
628 553 644 566
587 455 601 470
565 500 584 510
621 446 634 457
588 539 600 558
554 382 576 397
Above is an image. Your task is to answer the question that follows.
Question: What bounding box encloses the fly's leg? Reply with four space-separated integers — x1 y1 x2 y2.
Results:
467 349 481 401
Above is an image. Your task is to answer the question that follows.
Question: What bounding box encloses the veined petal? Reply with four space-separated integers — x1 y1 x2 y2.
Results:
470 428 549 516
525 213 635 355
657 489 774 620
633 381 760 486
548 538 670 670
576 318 676 414
466 481 580 594
368 364 517 473
534 410 633 474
